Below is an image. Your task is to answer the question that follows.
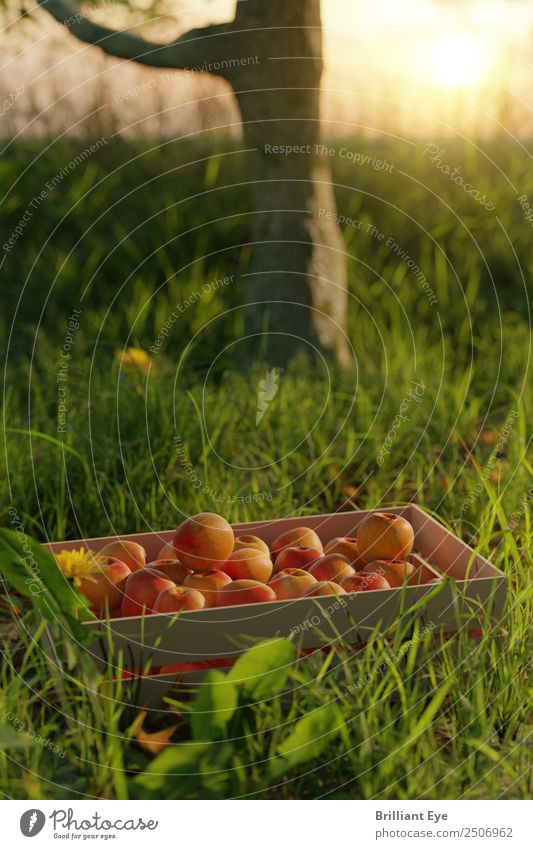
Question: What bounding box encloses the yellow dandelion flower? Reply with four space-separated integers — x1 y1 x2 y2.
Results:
115 347 153 375
54 548 107 587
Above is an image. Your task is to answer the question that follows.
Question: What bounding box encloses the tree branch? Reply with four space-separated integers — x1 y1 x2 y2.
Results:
37 0 238 77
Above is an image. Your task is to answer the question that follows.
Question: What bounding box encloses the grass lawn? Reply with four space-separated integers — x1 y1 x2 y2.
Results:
0 135 531 799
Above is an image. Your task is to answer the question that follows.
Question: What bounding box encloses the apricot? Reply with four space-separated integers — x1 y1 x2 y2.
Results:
356 513 414 562
233 534 270 556
324 537 367 570
146 559 192 585
272 546 322 574
153 585 205 613
308 554 355 584
121 568 175 617
302 581 347 598
99 539 147 573
270 527 323 560
173 512 234 572
183 569 232 608
361 560 415 588
341 572 390 593
269 568 317 600
223 548 273 584
157 541 179 560
214 579 276 607
77 557 131 615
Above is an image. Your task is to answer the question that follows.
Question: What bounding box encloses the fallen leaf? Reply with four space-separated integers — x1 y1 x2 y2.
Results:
132 710 178 755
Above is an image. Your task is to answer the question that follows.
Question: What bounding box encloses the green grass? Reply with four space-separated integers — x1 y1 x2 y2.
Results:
0 135 531 799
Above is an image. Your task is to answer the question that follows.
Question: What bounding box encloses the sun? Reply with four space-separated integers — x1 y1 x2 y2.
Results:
432 31 494 89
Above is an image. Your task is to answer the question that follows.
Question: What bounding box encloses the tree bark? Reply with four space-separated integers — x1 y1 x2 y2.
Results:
37 0 350 367
230 0 350 367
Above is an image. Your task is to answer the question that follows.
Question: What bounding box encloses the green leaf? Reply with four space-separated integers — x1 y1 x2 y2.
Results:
190 669 238 741
407 681 452 740
270 704 343 777
0 529 70 604
0 726 36 750
228 638 296 701
0 528 93 641
130 741 213 797
5 428 91 477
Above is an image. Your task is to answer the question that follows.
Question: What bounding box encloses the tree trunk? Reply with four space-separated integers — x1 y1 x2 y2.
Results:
231 0 350 367
38 0 350 368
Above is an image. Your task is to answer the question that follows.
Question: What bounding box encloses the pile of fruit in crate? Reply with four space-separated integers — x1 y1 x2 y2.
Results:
54 512 432 619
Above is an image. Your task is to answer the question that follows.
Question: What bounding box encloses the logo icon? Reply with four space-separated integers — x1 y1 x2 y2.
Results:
256 368 280 425
20 810 46 837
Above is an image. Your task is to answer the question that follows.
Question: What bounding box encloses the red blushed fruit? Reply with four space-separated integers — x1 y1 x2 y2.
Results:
214 579 276 608
361 560 415 588
233 534 270 556
157 541 178 560
302 581 347 598
341 572 390 593
121 568 175 617
183 570 232 608
173 512 234 572
270 527 323 560
222 548 273 584
78 557 131 615
269 568 317 600
356 513 414 562
99 539 147 573
308 554 355 584
273 546 322 574
324 537 367 570
153 585 205 613
146 559 192 585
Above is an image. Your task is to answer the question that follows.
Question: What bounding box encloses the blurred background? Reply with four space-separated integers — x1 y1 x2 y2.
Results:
3 0 533 137
1 0 531 541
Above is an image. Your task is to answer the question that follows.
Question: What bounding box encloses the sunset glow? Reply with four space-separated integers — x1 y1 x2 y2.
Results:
431 31 495 89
